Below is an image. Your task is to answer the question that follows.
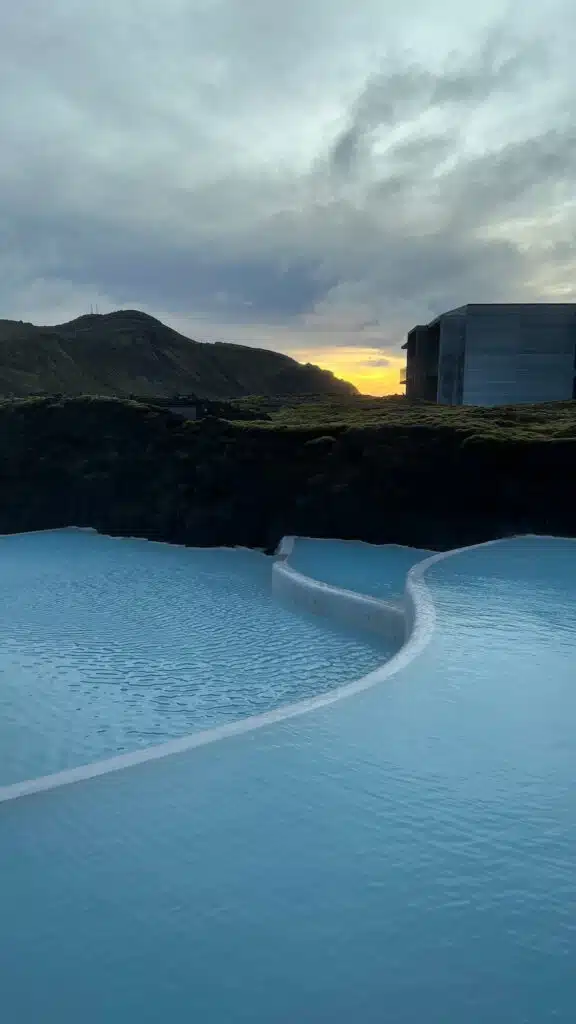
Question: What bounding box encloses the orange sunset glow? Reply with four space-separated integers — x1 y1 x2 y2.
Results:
293 347 406 396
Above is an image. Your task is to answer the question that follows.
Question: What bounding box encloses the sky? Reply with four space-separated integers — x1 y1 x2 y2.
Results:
2 1 576 395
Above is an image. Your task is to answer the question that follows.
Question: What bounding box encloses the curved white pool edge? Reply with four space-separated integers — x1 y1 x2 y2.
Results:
0 532 568 805
276 535 295 558
272 557 405 644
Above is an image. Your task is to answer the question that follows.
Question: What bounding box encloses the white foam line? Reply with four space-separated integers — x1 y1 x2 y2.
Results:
0 533 571 804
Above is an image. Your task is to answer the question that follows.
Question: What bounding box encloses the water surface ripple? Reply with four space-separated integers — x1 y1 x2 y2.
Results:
0 530 392 784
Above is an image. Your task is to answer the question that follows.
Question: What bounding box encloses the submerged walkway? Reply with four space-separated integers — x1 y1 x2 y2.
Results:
1 537 576 1023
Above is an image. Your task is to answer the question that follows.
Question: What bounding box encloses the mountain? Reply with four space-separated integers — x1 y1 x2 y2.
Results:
0 310 357 399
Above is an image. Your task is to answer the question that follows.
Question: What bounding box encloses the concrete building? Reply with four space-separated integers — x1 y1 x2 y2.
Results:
402 304 576 405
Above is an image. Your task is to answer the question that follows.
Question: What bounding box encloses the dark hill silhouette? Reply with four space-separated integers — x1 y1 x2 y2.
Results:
0 309 357 399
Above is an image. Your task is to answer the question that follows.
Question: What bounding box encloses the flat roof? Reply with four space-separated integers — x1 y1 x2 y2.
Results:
402 302 576 344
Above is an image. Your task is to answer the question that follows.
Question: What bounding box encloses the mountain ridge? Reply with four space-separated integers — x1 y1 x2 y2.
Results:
0 309 358 399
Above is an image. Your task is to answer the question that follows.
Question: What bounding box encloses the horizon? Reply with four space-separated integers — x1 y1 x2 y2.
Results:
2 1 575 395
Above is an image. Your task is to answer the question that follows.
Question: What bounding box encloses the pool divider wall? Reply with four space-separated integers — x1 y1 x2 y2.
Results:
271 540 406 648
275 536 295 559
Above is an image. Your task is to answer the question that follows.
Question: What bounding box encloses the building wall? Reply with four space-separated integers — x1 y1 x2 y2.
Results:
405 325 440 401
437 312 466 405
462 306 576 406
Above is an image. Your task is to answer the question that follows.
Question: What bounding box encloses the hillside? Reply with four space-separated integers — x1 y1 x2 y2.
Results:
0 395 574 551
0 310 357 399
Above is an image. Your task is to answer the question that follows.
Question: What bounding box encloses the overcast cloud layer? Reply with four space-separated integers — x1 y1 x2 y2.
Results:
2 0 576 392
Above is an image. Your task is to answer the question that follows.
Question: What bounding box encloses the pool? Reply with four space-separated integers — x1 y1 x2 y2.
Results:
1 535 576 1022
0 530 394 785
287 536 431 597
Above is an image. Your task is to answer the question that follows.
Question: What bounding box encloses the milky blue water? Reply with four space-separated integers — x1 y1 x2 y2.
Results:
288 536 431 597
0 530 393 785
2 536 576 1023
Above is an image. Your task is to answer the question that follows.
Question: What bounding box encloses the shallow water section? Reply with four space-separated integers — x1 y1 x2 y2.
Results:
288 536 431 597
0 530 392 784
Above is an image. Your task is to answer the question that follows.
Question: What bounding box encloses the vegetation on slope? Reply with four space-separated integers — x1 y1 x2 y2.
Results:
0 395 574 551
0 310 357 399
232 394 576 438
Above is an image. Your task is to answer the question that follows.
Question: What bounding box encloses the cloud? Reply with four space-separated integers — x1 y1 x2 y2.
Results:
1 0 576 393
327 32 546 177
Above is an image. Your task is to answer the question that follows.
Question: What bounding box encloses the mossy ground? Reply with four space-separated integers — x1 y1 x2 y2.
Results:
0 394 574 552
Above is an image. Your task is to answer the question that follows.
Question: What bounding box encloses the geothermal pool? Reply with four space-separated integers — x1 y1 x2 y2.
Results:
1 532 575 1023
